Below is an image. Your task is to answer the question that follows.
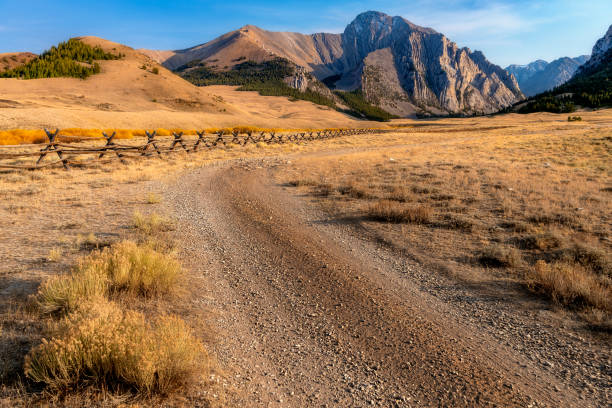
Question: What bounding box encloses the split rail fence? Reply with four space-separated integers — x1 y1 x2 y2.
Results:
0 128 386 171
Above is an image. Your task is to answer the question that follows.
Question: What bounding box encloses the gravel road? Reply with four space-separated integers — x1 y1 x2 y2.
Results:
164 157 608 407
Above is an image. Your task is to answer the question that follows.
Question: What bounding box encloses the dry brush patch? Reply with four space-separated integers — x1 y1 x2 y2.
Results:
25 298 206 395
281 112 612 324
25 241 209 400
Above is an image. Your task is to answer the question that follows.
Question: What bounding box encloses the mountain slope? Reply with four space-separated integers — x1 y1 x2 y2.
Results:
575 25 612 76
513 25 612 113
506 56 589 97
145 11 523 117
0 52 37 73
0 37 368 130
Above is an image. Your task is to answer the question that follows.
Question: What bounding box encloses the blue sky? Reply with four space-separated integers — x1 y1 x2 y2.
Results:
0 0 610 67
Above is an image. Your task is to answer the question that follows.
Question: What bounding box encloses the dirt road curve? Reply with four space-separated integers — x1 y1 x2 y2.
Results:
166 161 596 407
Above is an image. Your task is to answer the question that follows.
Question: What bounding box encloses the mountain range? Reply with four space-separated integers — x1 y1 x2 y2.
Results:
514 24 612 113
144 11 524 117
506 56 589 97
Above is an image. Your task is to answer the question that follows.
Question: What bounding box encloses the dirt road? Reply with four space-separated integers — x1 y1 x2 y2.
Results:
163 156 608 407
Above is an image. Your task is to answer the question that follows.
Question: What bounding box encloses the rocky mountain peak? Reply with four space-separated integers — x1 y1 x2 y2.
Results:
151 10 524 117
577 25 612 75
592 25 612 58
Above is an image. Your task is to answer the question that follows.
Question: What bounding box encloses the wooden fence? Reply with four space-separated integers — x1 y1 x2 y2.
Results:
0 128 386 171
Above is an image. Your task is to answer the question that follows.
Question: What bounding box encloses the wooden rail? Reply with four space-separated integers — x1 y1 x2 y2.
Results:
0 128 387 171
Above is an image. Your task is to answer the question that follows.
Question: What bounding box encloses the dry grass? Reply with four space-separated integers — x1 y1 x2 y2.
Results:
80 241 182 297
145 192 162 204
25 298 206 395
281 110 612 318
478 245 523 268
26 240 201 399
36 242 182 316
367 199 432 224
532 261 610 310
132 212 174 235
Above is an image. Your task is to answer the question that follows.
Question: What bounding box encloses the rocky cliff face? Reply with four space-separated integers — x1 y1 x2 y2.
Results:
329 11 522 116
148 10 524 117
506 56 589 96
576 25 612 76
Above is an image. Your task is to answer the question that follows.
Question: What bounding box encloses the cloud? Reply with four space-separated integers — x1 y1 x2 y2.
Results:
401 3 536 37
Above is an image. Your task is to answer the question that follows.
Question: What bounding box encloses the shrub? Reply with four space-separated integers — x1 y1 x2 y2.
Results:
36 269 107 315
132 211 173 235
531 260 610 311
441 214 475 232
518 233 562 250
367 200 432 224
478 244 522 268
145 192 162 204
35 242 181 315
78 241 182 297
568 116 582 122
25 299 206 394
564 244 611 276
152 67 159 75
337 183 375 199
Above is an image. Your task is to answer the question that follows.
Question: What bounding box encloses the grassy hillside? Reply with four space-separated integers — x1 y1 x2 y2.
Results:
335 90 399 122
176 58 397 121
516 49 612 113
0 39 123 79
176 58 336 108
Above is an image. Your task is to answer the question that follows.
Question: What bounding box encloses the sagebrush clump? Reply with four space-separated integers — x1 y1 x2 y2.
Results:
36 241 182 315
25 299 206 394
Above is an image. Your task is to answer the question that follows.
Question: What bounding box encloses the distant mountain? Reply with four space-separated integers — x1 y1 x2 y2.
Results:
513 25 612 113
144 11 523 117
506 60 548 85
506 56 589 97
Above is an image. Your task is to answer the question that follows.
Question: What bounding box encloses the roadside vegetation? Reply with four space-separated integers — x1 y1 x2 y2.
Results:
283 116 611 325
0 39 123 80
27 238 205 395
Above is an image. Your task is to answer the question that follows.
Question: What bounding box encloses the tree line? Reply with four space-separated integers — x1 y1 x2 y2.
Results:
1 39 123 79
176 57 397 121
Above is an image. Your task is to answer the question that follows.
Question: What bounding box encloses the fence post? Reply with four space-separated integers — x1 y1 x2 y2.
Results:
194 131 207 151
171 132 189 152
230 131 241 145
212 131 225 146
100 131 126 163
37 129 69 169
142 131 162 156
244 131 256 145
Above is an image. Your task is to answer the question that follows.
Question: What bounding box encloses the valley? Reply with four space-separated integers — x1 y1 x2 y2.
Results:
0 7 610 408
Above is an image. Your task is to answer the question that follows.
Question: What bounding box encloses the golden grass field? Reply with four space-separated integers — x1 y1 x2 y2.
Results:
280 110 612 324
0 109 610 405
